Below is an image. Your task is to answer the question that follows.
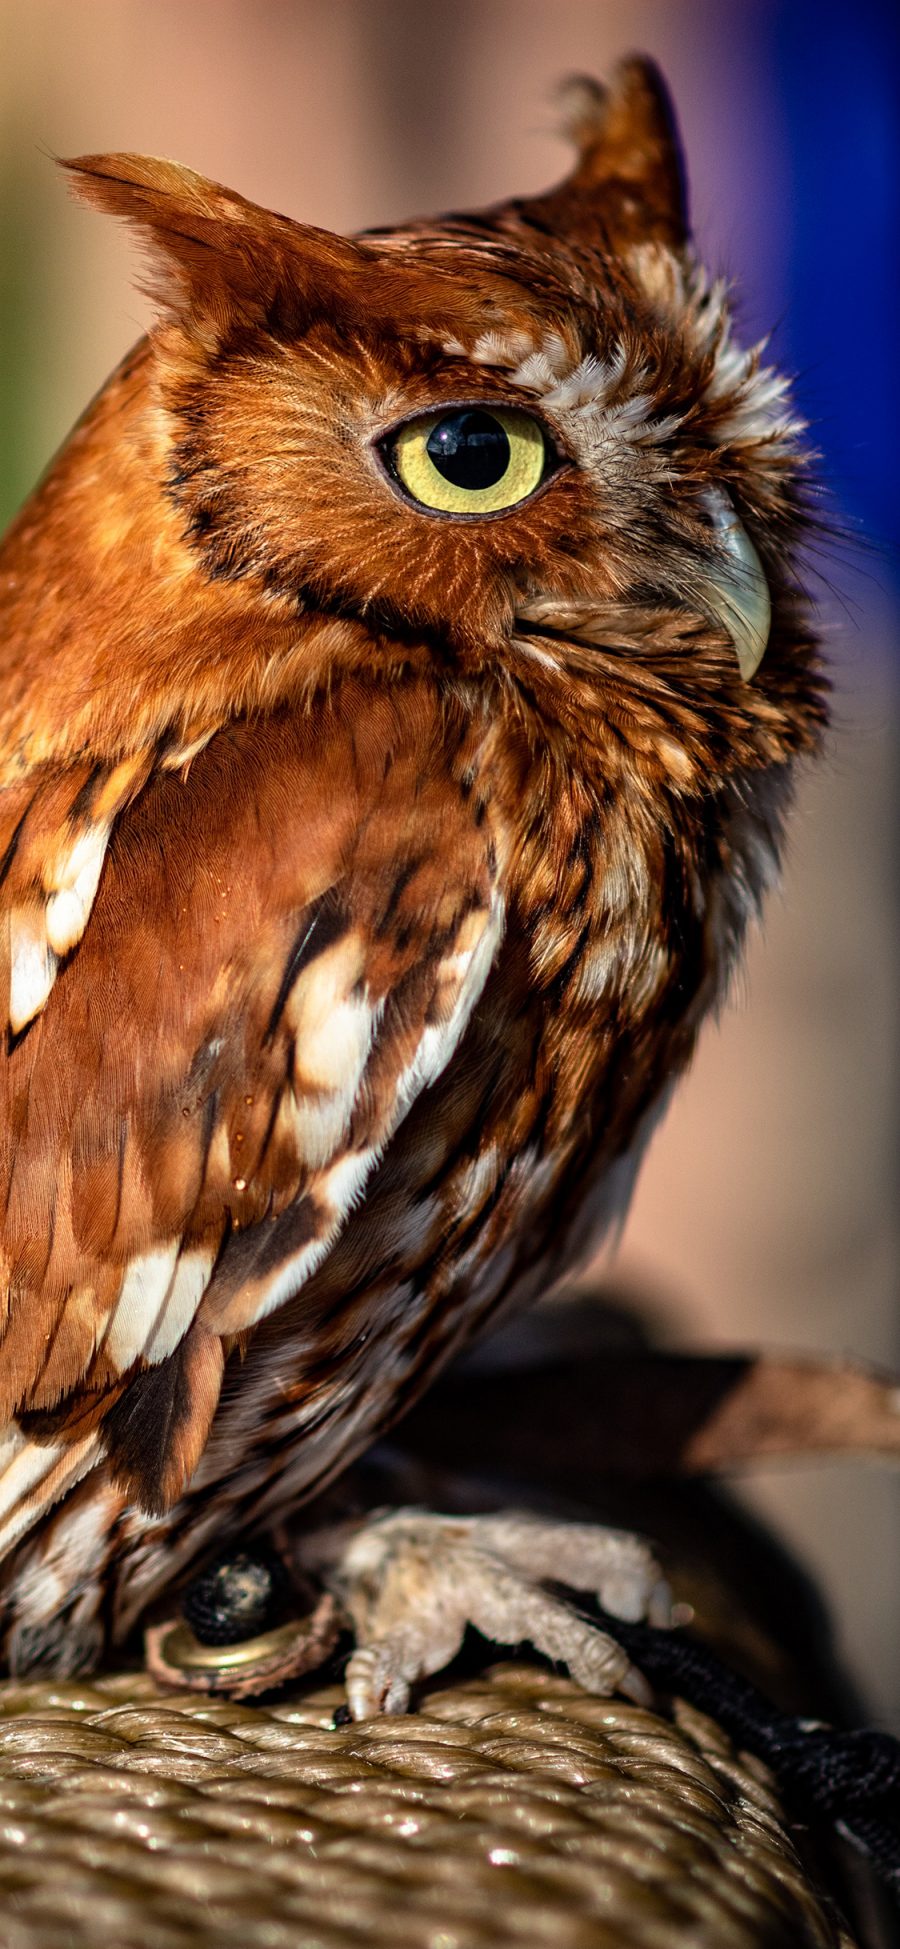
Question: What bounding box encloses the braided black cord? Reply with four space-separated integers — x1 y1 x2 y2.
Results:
595 1608 900 1899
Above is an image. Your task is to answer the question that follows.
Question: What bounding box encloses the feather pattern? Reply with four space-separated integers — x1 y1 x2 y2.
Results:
1 683 504 1511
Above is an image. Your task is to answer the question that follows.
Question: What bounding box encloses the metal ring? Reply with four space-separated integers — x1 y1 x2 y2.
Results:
156 1618 308 1675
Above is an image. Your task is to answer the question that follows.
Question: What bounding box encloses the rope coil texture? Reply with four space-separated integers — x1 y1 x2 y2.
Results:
597 1611 900 1898
0 1663 856 1949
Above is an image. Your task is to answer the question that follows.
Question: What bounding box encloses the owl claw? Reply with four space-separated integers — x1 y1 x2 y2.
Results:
345 1641 414 1719
298 1508 668 1721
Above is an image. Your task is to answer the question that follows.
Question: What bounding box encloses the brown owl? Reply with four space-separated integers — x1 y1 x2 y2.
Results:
0 57 823 1711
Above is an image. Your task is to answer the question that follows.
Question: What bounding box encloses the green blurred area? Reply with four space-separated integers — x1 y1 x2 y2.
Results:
0 150 50 531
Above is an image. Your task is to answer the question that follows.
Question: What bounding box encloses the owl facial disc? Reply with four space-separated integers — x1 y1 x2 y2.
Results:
699 489 772 682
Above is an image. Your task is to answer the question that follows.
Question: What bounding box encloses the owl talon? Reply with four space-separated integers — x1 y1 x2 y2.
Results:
345 1642 413 1719
297 1508 668 1720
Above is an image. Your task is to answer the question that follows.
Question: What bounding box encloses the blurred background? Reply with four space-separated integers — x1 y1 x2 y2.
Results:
0 2 897 1720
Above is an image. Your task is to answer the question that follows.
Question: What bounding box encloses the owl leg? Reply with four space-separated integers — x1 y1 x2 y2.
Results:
299 1509 668 1720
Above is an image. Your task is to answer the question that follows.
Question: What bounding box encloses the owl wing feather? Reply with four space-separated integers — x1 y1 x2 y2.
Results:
0 682 502 1525
0 748 159 1036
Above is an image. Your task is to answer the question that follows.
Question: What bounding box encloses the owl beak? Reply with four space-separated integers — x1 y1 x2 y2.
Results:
513 487 772 681
698 489 771 682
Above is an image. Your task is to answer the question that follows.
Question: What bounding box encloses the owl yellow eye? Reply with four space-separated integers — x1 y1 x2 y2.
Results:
385 407 551 516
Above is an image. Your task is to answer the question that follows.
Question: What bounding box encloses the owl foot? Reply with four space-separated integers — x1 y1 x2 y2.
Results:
298 1508 670 1720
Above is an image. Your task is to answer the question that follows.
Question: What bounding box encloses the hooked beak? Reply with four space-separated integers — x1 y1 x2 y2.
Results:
513 488 772 683
698 489 771 682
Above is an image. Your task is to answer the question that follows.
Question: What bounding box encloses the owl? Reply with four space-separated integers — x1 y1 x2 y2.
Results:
0 58 822 1711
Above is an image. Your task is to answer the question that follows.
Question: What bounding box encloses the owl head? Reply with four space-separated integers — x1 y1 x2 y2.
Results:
4 57 822 785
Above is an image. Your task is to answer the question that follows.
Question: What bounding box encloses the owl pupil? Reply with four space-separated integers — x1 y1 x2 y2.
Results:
426 411 510 490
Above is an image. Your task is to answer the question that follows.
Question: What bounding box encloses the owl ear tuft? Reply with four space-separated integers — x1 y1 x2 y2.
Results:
62 152 367 341
528 56 688 250
63 154 277 333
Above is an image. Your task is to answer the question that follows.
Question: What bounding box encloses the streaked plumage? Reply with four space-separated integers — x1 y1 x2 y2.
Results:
0 58 823 1675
